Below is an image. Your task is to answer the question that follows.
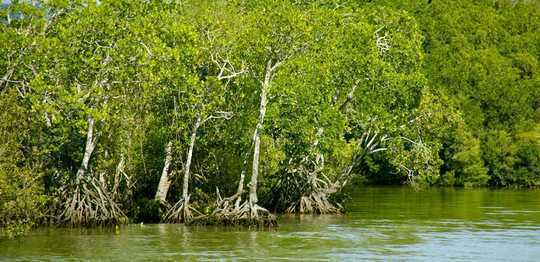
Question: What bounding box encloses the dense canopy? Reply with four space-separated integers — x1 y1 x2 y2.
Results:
1 0 538 237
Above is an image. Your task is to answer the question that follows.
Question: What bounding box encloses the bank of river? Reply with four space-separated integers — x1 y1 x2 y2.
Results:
1 186 539 260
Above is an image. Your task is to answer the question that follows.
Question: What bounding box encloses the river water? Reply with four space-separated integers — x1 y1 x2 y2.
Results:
1 186 540 261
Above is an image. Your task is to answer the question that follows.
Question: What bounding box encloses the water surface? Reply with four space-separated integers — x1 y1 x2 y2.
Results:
1 186 540 261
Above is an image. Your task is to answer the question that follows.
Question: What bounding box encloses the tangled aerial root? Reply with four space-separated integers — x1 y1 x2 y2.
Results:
58 176 127 226
286 191 341 214
193 203 277 227
191 190 277 227
163 195 202 223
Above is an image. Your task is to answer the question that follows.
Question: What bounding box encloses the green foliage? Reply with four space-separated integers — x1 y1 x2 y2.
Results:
0 0 538 230
375 0 539 186
0 90 46 238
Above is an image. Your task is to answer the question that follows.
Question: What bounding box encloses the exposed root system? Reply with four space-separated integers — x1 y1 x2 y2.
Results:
58 176 127 226
192 190 277 227
287 191 341 214
163 195 202 223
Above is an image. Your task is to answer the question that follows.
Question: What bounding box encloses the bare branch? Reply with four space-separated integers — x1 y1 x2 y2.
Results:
211 53 246 81
203 111 233 124
139 41 153 57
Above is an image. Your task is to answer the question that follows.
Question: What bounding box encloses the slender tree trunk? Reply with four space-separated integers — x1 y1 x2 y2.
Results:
249 60 272 206
234 160 247 208
338 81 358 112
76 117 97 181
182 115 201 205
155 141 173 202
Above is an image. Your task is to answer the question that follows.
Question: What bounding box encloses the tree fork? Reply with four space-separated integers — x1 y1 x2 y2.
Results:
164 115 202 223
249 59 272 207
182 115 202 209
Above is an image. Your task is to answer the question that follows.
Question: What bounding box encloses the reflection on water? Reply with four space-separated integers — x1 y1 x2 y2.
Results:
1 186 540 261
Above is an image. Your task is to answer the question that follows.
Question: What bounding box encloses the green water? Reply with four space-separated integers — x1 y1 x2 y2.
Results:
2 186 540 261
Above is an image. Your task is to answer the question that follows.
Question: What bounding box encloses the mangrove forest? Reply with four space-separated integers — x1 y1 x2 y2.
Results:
1 0 539 242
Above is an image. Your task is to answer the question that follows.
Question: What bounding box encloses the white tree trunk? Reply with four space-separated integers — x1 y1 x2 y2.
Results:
182 115 201 204
249 60 273 206
155 141 173 202
234 161 247 208
76 117 97 180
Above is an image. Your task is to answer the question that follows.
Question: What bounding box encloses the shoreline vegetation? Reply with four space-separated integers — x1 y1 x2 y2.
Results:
1 0 538 238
